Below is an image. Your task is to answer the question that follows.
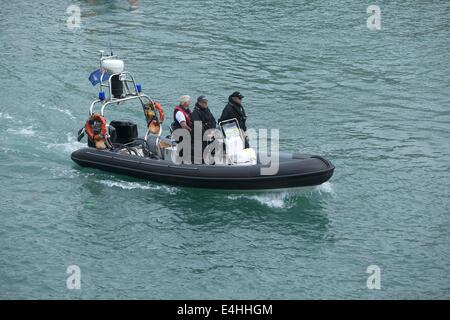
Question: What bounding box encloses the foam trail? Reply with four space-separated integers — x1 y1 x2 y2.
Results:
39 103 75 119
248 192 291 208
46 167 81 179
98 179 178 194
0 112 14 120
7 126 35 136
226 183 334 208
315 182 335 195
227 192 292 209
47 133 85 154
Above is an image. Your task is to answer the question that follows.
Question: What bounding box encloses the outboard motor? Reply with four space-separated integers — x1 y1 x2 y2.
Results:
101 59 124 98
109 120 138 144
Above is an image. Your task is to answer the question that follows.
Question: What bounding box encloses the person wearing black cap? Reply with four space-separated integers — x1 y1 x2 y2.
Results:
218 91 249 148
191 95 216 163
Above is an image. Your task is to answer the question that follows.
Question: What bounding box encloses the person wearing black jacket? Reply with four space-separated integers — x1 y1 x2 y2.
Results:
218 91 249 148
192 95 216 134
191 95 216 163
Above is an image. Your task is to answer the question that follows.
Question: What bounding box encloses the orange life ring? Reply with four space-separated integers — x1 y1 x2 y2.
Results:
85 113 108 141
145 100 165 123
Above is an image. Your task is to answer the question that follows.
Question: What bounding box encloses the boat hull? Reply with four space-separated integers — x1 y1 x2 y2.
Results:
71 148 334 190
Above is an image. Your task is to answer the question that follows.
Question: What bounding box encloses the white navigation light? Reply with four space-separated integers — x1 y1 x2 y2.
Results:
101 59 124 74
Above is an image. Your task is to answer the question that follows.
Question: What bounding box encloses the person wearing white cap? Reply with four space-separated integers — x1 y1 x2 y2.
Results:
172 95 193 132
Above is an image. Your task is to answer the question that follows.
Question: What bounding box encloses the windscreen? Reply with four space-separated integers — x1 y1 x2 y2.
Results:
221 120 241 139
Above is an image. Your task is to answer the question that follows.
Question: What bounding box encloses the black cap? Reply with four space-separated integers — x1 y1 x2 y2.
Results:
197 95 208 102
230 91 244 99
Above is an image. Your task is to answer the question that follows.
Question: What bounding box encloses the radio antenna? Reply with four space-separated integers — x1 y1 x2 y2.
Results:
109 40 113 56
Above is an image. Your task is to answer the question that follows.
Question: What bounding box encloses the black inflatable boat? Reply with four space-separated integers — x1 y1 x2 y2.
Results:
72 53 334 190
71 148 334 190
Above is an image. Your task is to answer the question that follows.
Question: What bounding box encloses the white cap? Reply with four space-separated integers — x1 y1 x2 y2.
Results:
179 95 191 105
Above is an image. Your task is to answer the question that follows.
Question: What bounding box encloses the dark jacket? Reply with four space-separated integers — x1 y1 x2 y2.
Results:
190 104 217 163
218 98 247 131
191 103 216 134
